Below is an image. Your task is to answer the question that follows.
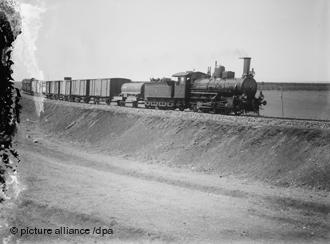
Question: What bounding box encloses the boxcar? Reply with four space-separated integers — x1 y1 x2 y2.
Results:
37 77 131 104
59 77 72 100
22 79 32 95
64 77 72 101
40 81 46 95
31 79 39 94
22 78 45 96
46 80 61 99
45 81 51 98
71 79 89 102
59 80 65 99
89 78 131 104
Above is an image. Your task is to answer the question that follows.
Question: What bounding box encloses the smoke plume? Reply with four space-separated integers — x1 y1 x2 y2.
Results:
13 0 45 116
13 0 45 80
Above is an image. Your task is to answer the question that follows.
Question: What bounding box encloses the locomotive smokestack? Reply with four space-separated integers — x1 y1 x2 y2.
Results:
240 57 251 76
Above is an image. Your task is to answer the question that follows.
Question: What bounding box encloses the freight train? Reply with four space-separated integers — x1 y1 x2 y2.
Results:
21 57 266 115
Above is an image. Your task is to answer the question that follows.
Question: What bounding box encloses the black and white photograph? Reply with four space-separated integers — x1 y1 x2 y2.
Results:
0 0 329 243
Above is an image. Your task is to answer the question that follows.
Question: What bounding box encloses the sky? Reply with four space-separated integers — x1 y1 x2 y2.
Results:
12 0 330 82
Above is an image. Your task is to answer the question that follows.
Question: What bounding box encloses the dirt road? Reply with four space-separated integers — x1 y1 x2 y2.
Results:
3 118 328 243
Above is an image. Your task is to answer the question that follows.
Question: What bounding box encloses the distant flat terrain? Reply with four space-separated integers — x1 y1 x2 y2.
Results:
258 82 330 120
258 82 330 91
260 90 330 120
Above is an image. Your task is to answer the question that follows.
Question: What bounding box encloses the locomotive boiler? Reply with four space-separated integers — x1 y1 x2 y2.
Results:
189 57 265 114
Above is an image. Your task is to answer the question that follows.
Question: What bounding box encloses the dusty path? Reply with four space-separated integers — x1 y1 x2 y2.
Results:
5 118 329 243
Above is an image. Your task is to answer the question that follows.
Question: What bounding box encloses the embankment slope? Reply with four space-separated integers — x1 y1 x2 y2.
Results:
21 96 330 191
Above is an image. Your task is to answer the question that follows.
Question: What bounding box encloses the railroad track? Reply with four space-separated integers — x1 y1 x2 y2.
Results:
23 93 330 125
115 102 330 123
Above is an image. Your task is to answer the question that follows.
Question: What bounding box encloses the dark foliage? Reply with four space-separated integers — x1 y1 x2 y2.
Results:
0 12 21 201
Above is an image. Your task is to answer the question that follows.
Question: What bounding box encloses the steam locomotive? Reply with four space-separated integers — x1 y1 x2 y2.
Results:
122 57 266 114
21 57 266 115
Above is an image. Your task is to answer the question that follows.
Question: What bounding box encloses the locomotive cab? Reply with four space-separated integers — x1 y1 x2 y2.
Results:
144 71 208 110
171 72 190 100
172 71 210 108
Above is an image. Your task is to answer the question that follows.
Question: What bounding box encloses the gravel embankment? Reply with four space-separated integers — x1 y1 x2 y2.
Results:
21 94 330 191
25 94 330 130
